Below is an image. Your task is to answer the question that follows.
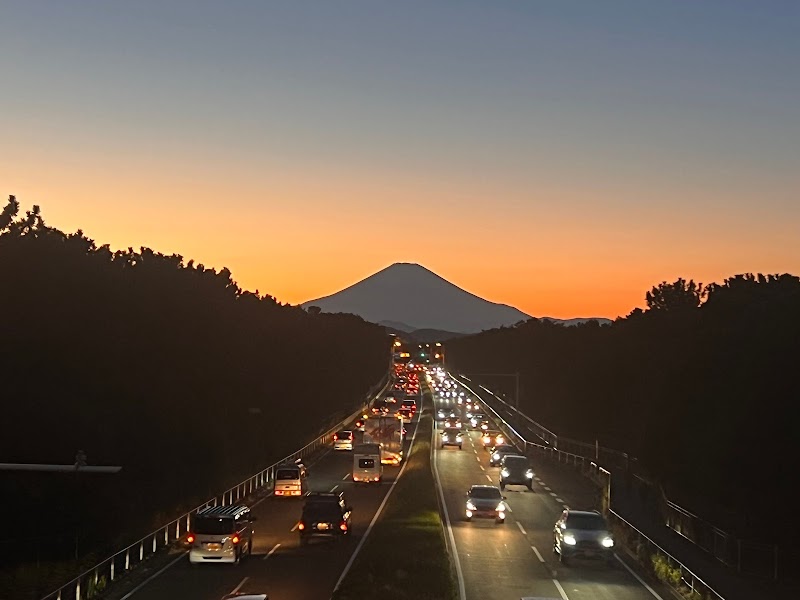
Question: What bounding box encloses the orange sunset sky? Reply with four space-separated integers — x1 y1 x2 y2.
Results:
2 2 798 319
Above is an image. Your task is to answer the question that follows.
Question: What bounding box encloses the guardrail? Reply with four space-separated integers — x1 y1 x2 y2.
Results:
41 373 392 600
452 374 727 600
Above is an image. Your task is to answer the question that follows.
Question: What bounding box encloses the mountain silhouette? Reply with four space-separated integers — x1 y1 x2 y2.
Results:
302 263 531 334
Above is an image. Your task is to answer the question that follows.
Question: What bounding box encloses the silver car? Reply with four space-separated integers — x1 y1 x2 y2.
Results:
465 485 507 524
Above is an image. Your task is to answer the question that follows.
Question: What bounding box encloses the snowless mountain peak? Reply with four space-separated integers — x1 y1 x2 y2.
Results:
301 263 531 334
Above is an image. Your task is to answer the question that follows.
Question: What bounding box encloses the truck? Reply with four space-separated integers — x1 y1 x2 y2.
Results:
352 442 383 482
363 414 405 465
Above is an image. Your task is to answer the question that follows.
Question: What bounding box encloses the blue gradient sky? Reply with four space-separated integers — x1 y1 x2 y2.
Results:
2 1 798 318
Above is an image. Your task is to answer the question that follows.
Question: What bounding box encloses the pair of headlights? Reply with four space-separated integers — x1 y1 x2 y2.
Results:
562 534 614 548
466 501 505 512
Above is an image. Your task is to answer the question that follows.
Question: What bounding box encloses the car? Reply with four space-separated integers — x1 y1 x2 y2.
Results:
465 485 507 524
469 414 486 428
333 430 354 451
273 460 308 497
489 444 519 466
188 505 255 564
553 509 615 565
440 428 463 449
397 407 413 423
401 399 417 413
299 492 353 545
443 417 462 429
499 454 534 491
436 408 447 420
481 430 505 449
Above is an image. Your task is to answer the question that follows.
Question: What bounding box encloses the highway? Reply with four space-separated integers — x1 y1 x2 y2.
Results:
106 416 419 600
432 390 674 600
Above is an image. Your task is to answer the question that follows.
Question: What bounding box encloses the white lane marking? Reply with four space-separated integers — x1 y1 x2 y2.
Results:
553 578 570 600
330 485 339 492
479 465 485 471
555 498 564 504
516 522 527 535
473 448 478 454
333 407 423 594
532 546 545 562
342 473 351 481
504 503 512 513
549 492 558 497
544 486 552 491
475 456 481 462
615 553 666 599
118 551 187 600
262 543 280 560
290 521 299 532
228 577 249 597
486 475 493 482
432 421 467 600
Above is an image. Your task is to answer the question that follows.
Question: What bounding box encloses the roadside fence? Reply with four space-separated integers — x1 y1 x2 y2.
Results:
40 373 392 600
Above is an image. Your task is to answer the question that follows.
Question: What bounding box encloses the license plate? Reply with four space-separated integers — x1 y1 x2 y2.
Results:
206 543 221 551
317 523 329 530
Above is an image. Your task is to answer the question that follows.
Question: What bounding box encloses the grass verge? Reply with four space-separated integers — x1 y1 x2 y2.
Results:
332 407 456 600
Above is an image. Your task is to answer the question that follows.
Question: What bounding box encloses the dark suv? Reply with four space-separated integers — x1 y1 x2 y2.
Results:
299 492 352 545
553 509 615 565
489 444 519 466
499 454 534 491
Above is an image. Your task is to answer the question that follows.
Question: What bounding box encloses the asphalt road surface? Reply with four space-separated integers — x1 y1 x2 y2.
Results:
115 415 419 600
432 392 674 600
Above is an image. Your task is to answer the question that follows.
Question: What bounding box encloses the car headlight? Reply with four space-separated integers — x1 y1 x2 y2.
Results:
456 435 462 441
526 470 534 478
466 501 476 511
492 452 500 460
496 436 504 444
482 436 490 443
563 534 577 545
442 435 449 442
500 469 510 477
496 502 505 512
602 536 614 548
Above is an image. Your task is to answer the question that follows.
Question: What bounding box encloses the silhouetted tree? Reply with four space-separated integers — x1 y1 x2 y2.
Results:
645 278 705 312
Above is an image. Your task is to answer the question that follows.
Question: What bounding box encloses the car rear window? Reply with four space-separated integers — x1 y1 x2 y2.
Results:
358 458 376 468
336 431 353 439
193 517 235 535
276 468 300 480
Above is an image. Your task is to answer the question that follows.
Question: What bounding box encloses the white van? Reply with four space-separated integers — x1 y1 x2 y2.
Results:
352 443 382 483
273 459 308 497
187 505 255 564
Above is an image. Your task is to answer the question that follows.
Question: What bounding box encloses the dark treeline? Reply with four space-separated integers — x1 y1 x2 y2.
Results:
0 196 389 573
446 275 799 539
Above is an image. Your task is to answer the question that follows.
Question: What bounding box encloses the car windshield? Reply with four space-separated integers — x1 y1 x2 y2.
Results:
444 429 460 435
336 431 352 439
469 487 501 499
567 514 608 530
504 457 529 468
193 517 235 535
303 507 343 520
276 469 299 480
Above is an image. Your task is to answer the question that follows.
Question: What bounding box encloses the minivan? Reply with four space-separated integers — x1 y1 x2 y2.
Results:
273 459 308 497
188 505 255 564
352 442 382 482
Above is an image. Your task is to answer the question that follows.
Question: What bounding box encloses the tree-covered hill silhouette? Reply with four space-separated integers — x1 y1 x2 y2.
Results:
446 272 799 544
0 196 390 592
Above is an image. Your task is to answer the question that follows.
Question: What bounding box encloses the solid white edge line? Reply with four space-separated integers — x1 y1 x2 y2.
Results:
532 546 545 562
228 577 249 596
432 417 467 600
118 551 187 600
331 406 422 595
553 578 570 600
330 485 339 492
615 553 666 599
266 543 280 558
516 521 527 535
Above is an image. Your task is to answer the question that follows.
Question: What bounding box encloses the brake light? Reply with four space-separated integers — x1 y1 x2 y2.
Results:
340 521 348 531
186 534 195 544
232 535 240 544
333 434 338 440
298 522 305 530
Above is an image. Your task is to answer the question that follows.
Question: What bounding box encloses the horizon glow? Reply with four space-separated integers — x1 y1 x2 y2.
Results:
2 1 798 319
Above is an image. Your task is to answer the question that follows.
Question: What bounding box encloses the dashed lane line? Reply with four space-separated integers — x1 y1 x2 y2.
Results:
227 577 249 598
516 522 527 535
532 546 545 562
263 543 281 560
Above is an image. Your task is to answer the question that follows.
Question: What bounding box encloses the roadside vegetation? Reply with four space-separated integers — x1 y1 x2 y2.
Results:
0 196 390 600
333 393 456 600
447 273 800 570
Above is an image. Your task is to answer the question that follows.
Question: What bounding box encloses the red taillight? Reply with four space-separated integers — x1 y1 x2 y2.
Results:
232 535 240 544
298 522 305 530
340 521 348 531
186 534 195 544
333 434 338 440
